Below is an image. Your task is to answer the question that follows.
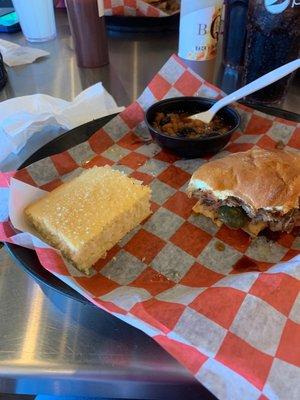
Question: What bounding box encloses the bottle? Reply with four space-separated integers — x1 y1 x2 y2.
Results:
243 0 300 104
178 0 223 82
65 0 109 68
218 0 249 93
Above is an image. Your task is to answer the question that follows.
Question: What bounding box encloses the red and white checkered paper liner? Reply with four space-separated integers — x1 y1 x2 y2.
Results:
1 55 299 400
104 0 179 17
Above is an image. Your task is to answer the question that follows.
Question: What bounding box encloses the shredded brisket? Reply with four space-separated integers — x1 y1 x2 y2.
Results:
194 190 299 233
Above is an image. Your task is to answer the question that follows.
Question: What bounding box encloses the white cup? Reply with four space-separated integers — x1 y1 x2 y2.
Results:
12 0 56 42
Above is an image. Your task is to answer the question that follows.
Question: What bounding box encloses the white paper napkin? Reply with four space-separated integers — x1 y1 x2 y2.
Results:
0 83 125 170
0 38 49 67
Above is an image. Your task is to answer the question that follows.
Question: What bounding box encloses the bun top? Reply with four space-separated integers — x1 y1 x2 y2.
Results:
188 148 300 213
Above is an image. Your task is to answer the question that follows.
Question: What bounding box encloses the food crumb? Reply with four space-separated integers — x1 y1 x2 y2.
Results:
215 241 225 252
275 140 285 149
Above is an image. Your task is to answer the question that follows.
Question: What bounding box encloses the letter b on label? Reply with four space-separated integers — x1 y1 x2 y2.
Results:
198 24 207 35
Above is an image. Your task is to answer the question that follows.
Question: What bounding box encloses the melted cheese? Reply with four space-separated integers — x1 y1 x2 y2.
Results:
243 221 267 237
193 202 223 227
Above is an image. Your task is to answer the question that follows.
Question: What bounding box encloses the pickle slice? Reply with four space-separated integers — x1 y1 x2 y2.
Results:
218 205 248 229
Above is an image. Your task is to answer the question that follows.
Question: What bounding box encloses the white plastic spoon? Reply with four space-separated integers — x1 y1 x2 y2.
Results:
190 58 300 124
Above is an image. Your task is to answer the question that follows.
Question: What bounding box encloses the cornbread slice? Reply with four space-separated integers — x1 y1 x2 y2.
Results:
24 166 151 274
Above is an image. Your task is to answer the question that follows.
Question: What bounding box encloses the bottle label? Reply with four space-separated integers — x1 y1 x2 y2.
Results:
97 0 104 17
264 0 300 14
178 5 222 61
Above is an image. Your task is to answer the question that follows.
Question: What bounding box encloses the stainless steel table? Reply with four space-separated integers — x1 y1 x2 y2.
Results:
0 11 179 106
0 9 299 399
0 10 213 399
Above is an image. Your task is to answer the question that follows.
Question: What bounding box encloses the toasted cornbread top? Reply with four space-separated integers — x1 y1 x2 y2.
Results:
25 166 151 250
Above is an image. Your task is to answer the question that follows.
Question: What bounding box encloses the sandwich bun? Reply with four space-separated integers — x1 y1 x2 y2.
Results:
188 148 300 214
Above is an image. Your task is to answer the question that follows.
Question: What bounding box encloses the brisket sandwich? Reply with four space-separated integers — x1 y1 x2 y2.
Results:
187 148 300 236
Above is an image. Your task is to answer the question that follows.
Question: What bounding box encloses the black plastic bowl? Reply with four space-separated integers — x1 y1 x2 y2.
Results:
145 97 240 158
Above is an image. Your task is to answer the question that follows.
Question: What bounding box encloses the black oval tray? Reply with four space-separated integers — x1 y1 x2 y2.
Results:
6 114 116 304
105 13 179 33
5 104 300 304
